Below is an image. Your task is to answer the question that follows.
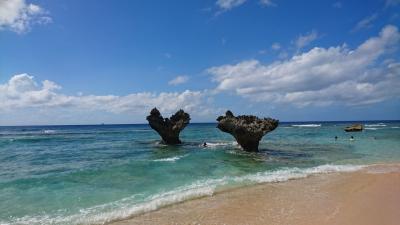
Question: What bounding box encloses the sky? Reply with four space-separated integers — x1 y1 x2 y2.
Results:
0 0 399 125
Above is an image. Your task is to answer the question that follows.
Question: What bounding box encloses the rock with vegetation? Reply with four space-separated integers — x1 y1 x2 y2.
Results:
146 108 190 144
344 124 363 132
216 110 279 152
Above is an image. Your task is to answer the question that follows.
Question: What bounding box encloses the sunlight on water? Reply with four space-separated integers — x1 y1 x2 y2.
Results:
0 122 399 224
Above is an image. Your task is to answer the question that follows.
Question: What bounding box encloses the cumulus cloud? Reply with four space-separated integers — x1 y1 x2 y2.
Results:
0 74 211 116
168 75 189 86
294 30 319 50
0 0 51 33
207 25 400 107
216 0 247 11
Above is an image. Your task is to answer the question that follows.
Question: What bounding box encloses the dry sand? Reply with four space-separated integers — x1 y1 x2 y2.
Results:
111 164 400 225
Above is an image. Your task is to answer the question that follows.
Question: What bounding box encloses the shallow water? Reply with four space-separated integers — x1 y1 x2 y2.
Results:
0 121 399 224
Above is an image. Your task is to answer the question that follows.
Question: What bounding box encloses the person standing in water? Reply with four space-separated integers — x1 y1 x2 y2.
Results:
350 136 354 141
335 136 338 141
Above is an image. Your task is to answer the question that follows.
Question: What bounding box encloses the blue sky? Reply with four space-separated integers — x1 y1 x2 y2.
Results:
0 0 399 125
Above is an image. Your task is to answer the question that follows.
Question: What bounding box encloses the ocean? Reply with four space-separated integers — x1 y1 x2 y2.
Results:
0 121 399 225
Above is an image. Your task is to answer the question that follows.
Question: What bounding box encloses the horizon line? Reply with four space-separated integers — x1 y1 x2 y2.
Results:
1 119 399 127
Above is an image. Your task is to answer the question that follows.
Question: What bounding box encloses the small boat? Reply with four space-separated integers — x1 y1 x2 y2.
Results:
344 124 363 132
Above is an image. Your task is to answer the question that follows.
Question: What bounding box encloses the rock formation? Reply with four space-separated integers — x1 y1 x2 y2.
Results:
344 124 363 132
216 111 279 152
146 108 190 144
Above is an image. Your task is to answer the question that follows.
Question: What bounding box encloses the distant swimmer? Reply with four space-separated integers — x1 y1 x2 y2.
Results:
203 142 207 147
350 136 354 141
335 136 338 141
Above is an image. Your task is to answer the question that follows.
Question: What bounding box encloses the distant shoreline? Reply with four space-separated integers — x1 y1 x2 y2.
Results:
1 120 400 127
110 163 400 225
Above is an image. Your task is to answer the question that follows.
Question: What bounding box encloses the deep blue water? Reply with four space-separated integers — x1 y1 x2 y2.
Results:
0 121 399 224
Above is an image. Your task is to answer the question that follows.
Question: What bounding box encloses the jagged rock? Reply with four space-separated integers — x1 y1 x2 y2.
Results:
216 110 279 152
146 108 190 144
344 124 363 132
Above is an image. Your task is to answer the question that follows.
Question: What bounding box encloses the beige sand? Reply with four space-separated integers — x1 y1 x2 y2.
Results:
111 164 400 225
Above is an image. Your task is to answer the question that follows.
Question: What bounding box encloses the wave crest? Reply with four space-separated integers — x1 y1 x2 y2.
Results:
202 141 238 148
365 127 379 130
292 124 321 128
152 155 187 162
4 164 365 225
365 123 386 127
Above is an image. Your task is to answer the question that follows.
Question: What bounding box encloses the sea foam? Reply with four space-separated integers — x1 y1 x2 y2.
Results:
202 141 238 148
152 155 187 162
365 127 379 130
292 124 321 128
365 123 386 127
42 130 57 134
5 164 364 225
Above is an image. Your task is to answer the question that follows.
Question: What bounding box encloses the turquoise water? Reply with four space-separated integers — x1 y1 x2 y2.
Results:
0 121 399 224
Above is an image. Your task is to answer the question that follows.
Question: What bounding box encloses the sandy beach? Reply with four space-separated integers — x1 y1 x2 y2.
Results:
111 164 400 225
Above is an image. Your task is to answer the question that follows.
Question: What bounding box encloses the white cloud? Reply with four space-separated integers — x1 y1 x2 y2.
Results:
163 53 172 59
332 2 342 8
294 30 319 50
215 0 276 13
0 74 210 117
352 13 378 32
385 0 400 7
278 50 288 59
216 0 247 11
0 0 51 33
260 0 276 7
207 25 400 107
168 75 189 86
221 37 227 45
271 42 281 50
258 49 267 54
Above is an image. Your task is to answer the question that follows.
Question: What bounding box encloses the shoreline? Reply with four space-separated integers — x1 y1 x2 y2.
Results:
110 163 400 225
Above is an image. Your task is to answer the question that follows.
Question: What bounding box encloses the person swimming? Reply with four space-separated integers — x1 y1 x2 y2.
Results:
335 136 338 140
350 136 354 141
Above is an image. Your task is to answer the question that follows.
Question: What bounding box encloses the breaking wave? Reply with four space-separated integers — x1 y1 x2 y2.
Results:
4 164 364 225
365 128 380 130
292 124 321 128
365 123 386 127
42 130 57 134
201 141 238 148
152 155 187 162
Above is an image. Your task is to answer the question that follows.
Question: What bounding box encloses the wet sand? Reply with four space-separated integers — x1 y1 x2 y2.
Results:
111 164 400 225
